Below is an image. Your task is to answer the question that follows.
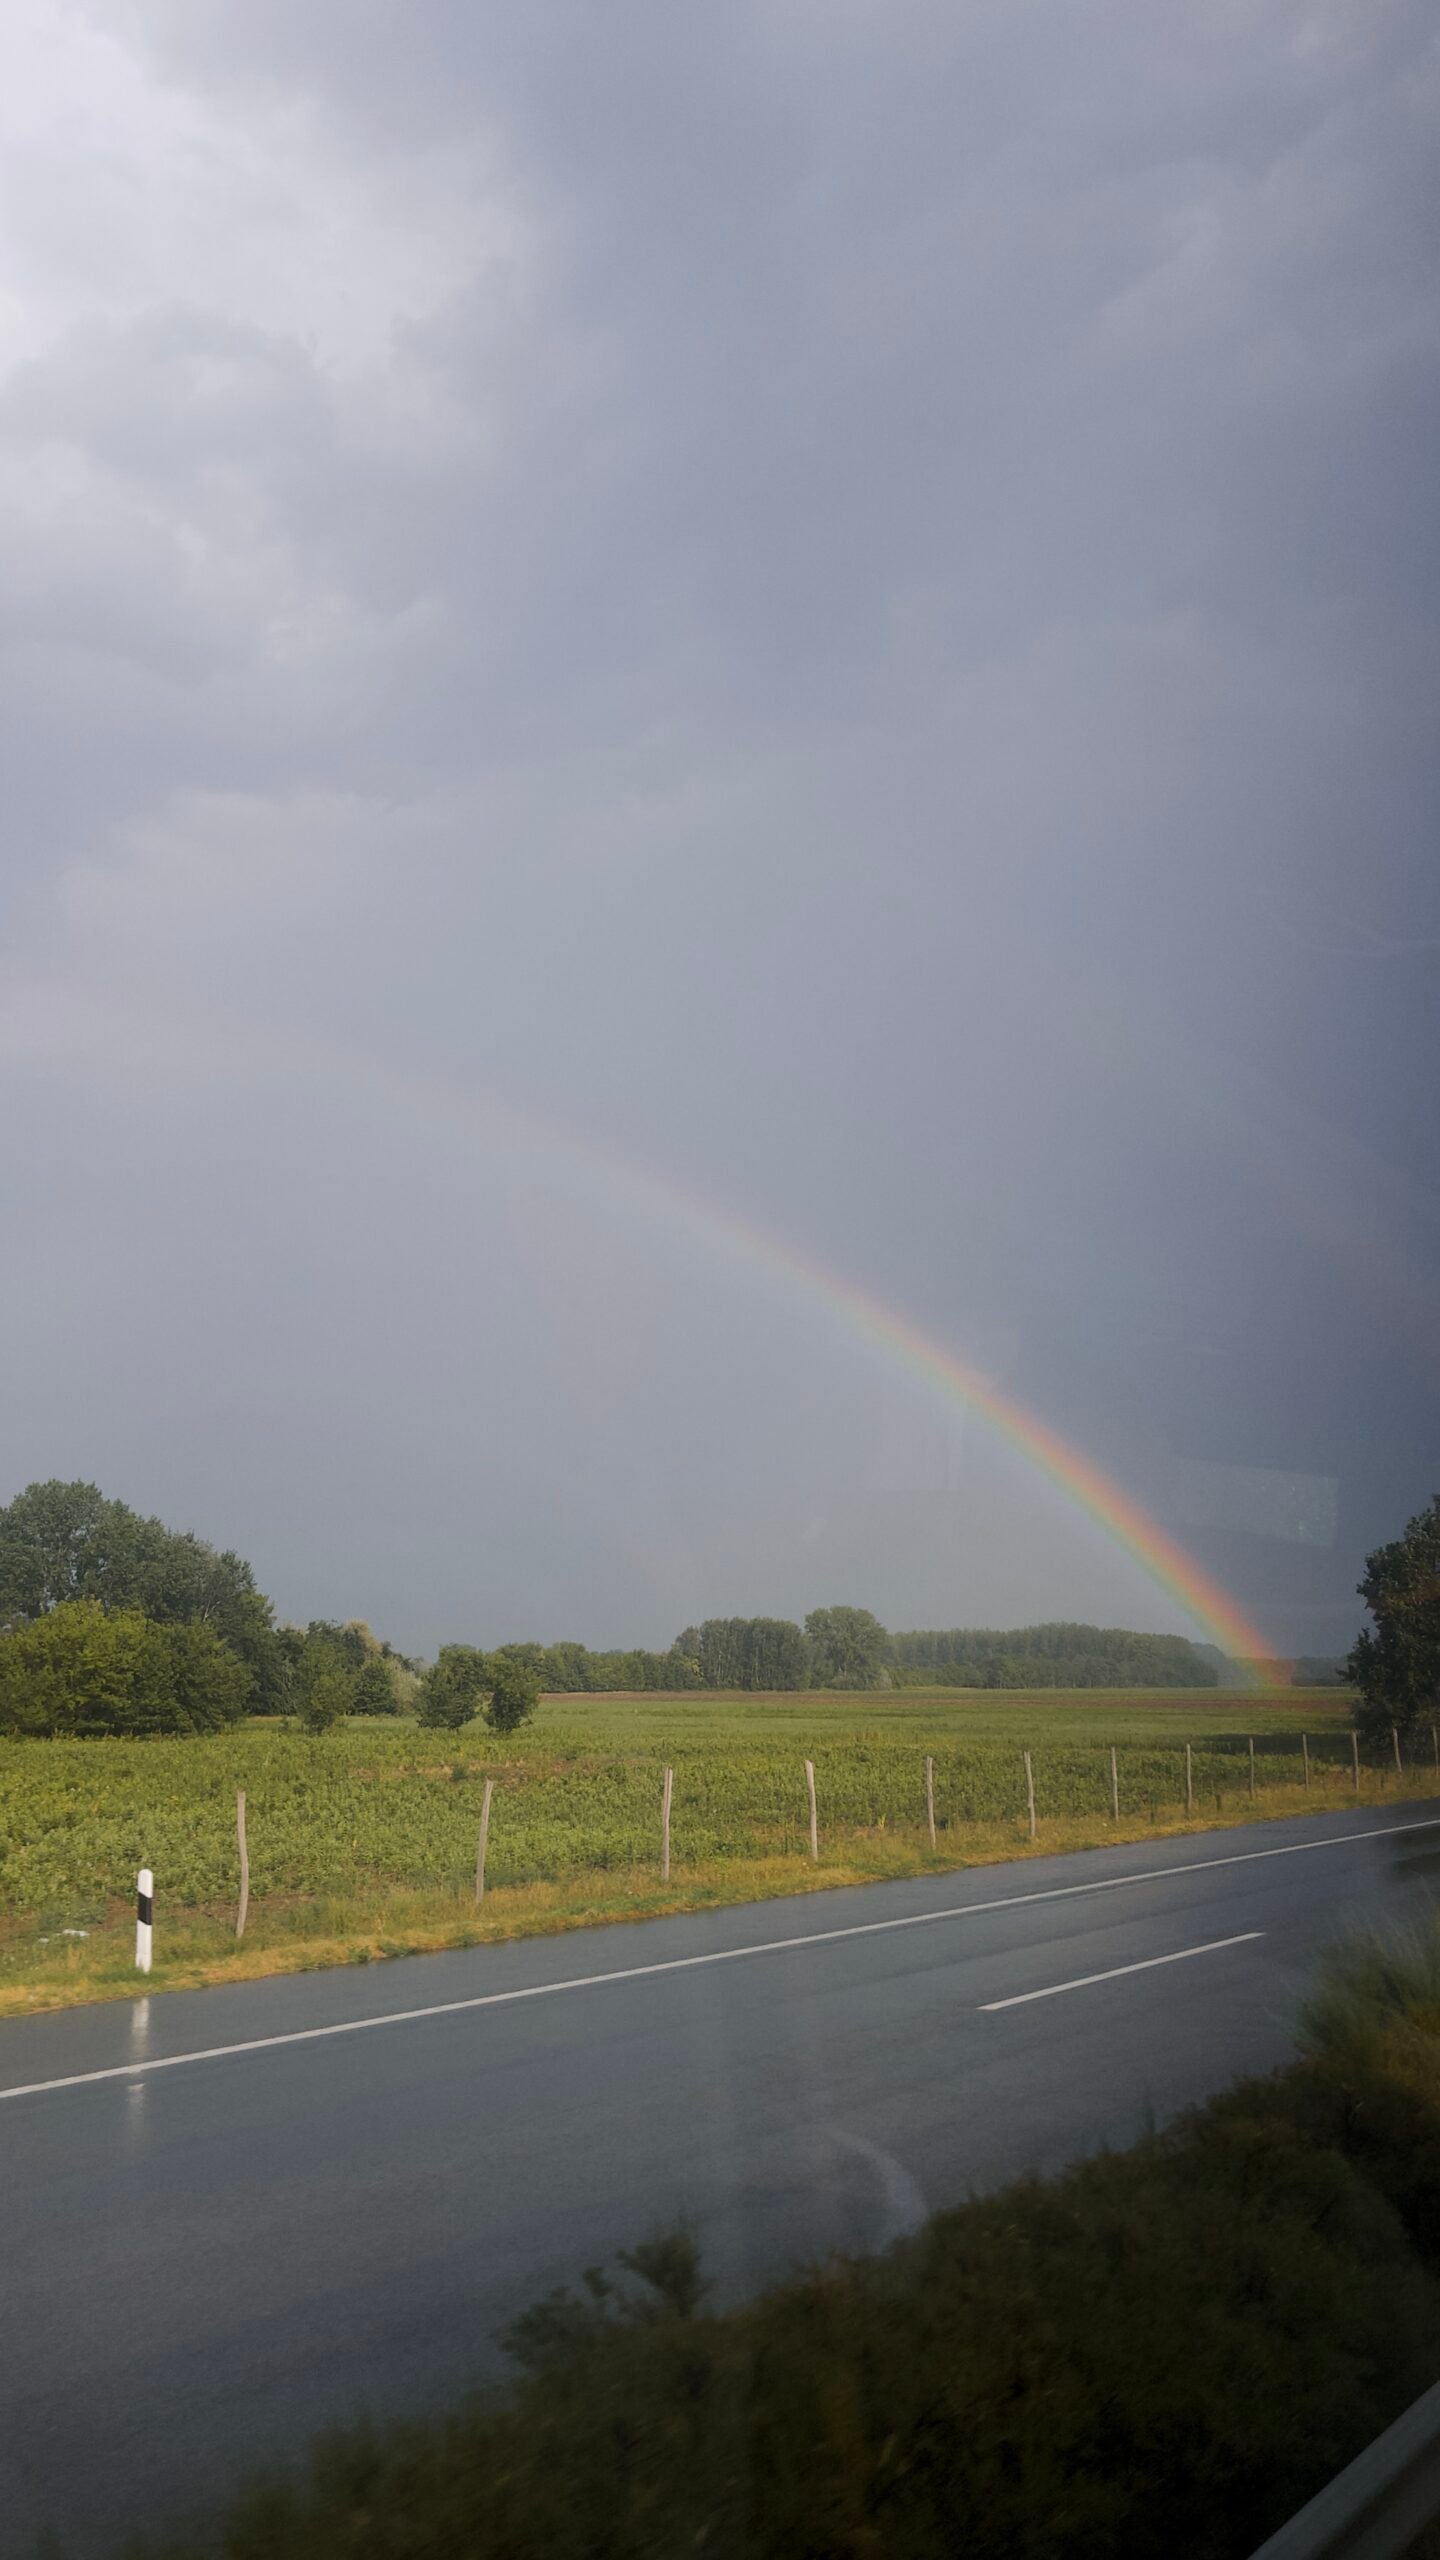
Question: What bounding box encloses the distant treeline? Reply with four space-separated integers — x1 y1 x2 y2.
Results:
488 1613 1217 1695
888 1621 1217 1689
0 1482 1224 1736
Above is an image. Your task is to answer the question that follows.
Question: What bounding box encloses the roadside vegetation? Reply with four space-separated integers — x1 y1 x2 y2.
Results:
5 1685 1433 2017
126 1914 1440 2560
2 1478 1436 2014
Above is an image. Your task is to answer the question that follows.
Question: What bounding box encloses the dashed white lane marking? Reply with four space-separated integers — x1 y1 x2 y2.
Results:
980 1931 1265 2011
1 1816 1434 2106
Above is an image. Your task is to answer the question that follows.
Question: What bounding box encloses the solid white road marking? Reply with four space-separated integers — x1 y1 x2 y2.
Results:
0 1815 1435 2107
979 1931 1265 2011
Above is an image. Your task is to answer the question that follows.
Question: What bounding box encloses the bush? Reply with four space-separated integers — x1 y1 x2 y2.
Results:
487 1657 541 1734
295 1641 353 1734
0 1599 252 1737
416 1644 490 1730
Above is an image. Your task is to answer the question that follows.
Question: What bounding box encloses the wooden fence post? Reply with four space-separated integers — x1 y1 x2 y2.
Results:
1185 1742 1194 1815
925 1755 936 1851
235 1789 249 1941
1023 1750 1037 1843
804 1759 819 1861
1248 1737 1256 1800
1352 1730 1361 1794
1110 1745 1119 1821
475 1777 494 1906
1301 1733 1310 1790
661 1765 674 1882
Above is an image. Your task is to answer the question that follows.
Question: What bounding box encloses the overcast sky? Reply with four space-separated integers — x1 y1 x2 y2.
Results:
2 1 1436 1658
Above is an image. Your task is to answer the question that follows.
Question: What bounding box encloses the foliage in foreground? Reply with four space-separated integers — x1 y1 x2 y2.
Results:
129 1921 1440 2560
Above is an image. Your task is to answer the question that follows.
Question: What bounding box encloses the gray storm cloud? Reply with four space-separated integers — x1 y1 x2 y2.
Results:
0 0 1436 1653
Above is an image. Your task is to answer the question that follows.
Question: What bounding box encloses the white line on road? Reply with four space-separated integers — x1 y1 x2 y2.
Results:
1 1815 1435 2107
979 1931 1265 2011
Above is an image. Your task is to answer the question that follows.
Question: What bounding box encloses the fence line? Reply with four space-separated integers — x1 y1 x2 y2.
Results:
103 1729 1440 1959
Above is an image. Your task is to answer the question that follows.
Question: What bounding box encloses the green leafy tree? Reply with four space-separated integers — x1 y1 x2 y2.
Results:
0 1598 250 1737
351 1656 399 1716
0 1481 141 1620
0 1480 288 1710
805 1605 891 1689
1348 1494 1440 1750
295 1637 354 1733
164 1618 255 1732
487 1656 542 1734
692 1617 809 1690
0 1598 150 1736
416 1644 491 1730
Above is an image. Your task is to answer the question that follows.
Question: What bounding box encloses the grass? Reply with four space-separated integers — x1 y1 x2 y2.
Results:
128 1910 1440 2560
2 1684 1430 2020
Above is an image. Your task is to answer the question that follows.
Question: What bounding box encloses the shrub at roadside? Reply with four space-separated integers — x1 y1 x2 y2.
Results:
130 1919 1440 2560
0 1599 251 1738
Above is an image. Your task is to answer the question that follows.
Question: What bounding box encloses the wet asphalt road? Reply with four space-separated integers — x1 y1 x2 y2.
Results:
4 1799 1439 2555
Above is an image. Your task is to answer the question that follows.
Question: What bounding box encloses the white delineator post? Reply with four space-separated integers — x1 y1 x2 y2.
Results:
1249 1736 1256 1799
925 1755 936 1852
1185 1742 1194 1815
1023 1750 1036 1844
804 1758 818 1862
135 1868 154 1975
1301 1733 1310 1790
661 1765 674 1883
1352 1731 1361 1793
1110 1746 1120 1822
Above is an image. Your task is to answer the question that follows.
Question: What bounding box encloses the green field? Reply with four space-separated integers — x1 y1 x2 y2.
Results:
2 1684 1430 2015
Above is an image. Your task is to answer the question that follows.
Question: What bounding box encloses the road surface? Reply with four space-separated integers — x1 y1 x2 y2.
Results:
4 1801 1440 2555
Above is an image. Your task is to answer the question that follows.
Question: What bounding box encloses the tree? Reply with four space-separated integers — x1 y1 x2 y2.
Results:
295 1637 354 1733
416 1644 491 1730
0 1480 140 1621
164 1618 255 1732
0 1598 149 1736
487 1657 542 1734
0 1480 288 1710
0 1598 251 1737
1348 1494 1440 1750
805 1606 891 1689
351 1656 399 1716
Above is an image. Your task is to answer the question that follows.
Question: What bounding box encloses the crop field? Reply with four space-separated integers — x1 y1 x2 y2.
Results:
2 1684 1432 2015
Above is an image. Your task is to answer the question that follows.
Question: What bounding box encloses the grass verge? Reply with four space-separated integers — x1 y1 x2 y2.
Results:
3 1768 1434 2018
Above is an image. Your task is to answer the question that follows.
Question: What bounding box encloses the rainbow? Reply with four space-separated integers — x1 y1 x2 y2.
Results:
17 991 1280 1679
335 1049 1280 1683
558 1148 1277 1679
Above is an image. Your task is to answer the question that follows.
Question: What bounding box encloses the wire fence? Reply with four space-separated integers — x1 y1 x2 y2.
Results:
5 1724 1438 1925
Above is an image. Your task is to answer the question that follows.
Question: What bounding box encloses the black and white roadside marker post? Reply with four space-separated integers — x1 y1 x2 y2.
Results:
135 1868 153 1975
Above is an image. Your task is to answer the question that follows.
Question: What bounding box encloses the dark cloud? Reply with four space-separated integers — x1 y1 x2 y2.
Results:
0 0 1435 1649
